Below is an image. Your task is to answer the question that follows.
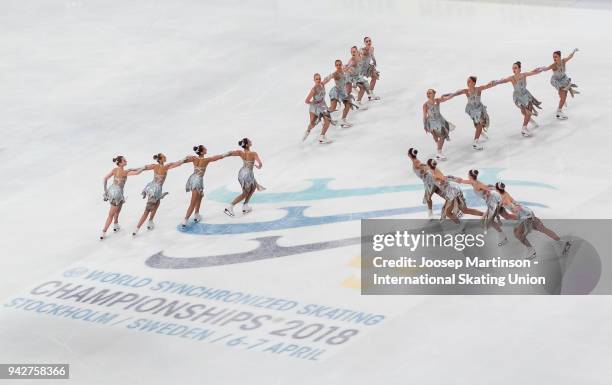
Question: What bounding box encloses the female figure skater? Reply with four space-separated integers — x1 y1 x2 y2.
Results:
304 73 333 144
346 46 372 106
495 182 570 259
223 138 265 217
408 148 443 219
101 156 144 240
324 60 357 128
422 89 455 160
453 169 511 246
132 153 183 236
491 61 542 137
360 37 380 100
181 145 227 227
427 159 483 227
538 48 579 120
443 76 497 150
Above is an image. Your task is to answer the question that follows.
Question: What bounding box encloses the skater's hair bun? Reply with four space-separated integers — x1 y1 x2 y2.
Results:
113 156 124 165
469 76 477 83
553 50 561 56
193 145 205 155
153 153 164 163
238 138 250 149
495 182 506 193
427 159 437 169
469 169 479 179
408 148 418 158
514 61 522 68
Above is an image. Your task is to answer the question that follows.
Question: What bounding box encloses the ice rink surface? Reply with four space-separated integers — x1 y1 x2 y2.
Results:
1 0 611 384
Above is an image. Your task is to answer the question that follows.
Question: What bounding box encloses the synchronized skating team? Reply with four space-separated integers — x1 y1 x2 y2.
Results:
99 39 579 260
101 138 263 240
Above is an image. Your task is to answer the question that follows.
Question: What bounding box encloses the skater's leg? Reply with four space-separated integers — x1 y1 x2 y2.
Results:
461 207 483 217
513 225 532 248
194 193 203 215
558 89 568 110
231 192 246 206
321 117 330 136
445 204 460 224
149 201 161 221
184 191 199 220
329 100 338 112
370 72 378 91
474 123 483 140
244 186 257 204
113 203 123 224
357 86 366 102
533 219 560 241
342 101 350 119
522 107 531 127
136 208 150 229
103 206 117 233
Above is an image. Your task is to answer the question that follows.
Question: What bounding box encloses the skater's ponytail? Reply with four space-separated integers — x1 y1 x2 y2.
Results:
113 156 124 165
238 138 250 149
153 153 164 163
514 61 522 69
469 169 479 179
495 182 506 193
193 145 205 156
408 148 418 159
469 76 477 83
427 159 437 169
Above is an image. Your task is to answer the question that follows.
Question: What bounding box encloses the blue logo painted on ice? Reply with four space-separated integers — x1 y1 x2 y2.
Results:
143 170 557 269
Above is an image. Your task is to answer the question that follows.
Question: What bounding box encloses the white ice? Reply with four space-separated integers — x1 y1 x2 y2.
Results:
1 0 611 384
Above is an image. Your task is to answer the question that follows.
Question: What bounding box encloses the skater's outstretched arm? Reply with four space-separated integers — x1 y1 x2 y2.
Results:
478 81 498 91
441 89 466 99
523 68 542 78
223 150 244 158
564 48 578 63
126 167 145 176
436 95 453 103
165 160 184 170
489 76 512 86
205 154 226 163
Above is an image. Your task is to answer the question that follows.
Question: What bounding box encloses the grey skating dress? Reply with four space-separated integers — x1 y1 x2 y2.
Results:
326 72 351 103
104 173 126 206
142 172 168 208
550 61 578 96
512 77 542 115
238 159 265 192
425 102 454 140
309 84 329 123
185 162 207 195
475 187 502 230
359 47 378 78
347 58 370 90
465 90 490 128
437 178 466 218
413 164 439 204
